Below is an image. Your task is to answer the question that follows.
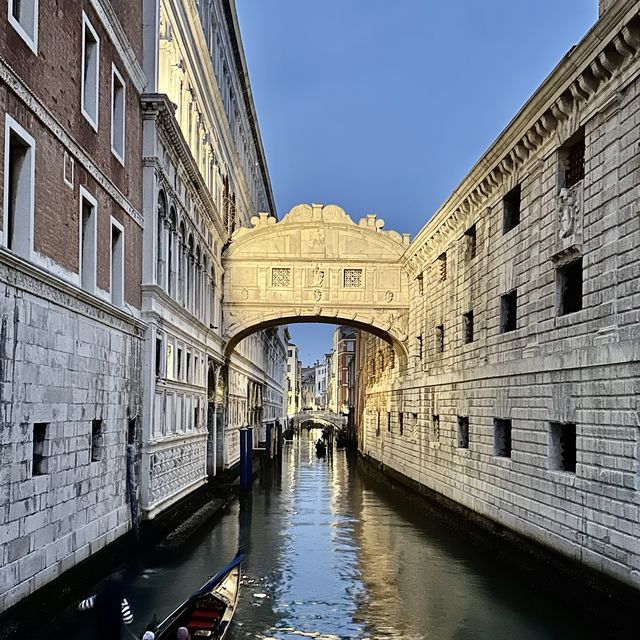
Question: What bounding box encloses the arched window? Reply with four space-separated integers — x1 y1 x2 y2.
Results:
168 206 177 297
157 190 167 288
179 221 186 305
187 233 194 312
195 245 201 320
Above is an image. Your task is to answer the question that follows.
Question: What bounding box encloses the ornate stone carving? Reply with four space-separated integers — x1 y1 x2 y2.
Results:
557 183 582 240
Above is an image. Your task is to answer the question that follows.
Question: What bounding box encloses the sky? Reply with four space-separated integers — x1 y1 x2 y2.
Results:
235 0 598 366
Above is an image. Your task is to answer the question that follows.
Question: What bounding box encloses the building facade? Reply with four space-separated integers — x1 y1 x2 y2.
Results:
286 342 302 418
330 326 356 415
356 0 640 591
0 0 146 611
0 0 287 612
138 0 287 518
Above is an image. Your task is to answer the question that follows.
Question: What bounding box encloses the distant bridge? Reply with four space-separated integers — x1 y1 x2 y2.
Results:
293 410 346 430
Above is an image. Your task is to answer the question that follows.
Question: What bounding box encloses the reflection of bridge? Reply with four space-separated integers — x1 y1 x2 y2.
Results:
293 410 346 430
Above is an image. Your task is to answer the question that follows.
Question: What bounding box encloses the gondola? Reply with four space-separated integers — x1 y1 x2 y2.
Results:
153 555 242 639
315 439 326 457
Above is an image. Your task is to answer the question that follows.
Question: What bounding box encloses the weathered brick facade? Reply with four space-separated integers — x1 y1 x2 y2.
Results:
0 0 145 610
357 2 640 590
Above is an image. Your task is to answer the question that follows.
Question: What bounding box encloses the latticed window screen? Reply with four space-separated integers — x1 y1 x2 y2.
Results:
271 267 291 288
565 136 585 188
343 268 362 288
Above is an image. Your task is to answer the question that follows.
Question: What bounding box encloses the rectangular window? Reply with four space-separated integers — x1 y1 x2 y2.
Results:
81 13 100 130
111 65 126 163
387 411 392 432
417 334 423 360
271 267 291 288
457 416 469 449
549 422 576 472
417 272 424 296
432 414 440 441
8 0 38 53
464 224 477 261
79 188 97 293
186 352 192 383
556 258 582 316
502 184 521 234
437 252 447 281
560 130 585 189
500 290 517 333
3 115 35 258
463 311 474 344
494 418 512 458
177 347 183 380
343 268 362 288
155 335 163 377
110 218 124 307
91 419 103 462
376 411 380 437
32 422 47 476
435 324 444 353
399 412 404 435
127 417 136 445
166 342 174 380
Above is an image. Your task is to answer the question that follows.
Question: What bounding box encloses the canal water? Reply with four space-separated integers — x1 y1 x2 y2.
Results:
23 432 630 639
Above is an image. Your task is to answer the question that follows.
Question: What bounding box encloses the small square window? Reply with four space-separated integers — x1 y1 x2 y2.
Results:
463 311 474 344
464 224 477 261
494 418 512 458
91 419 103 462
556 258 582 316
343 268 362 288
32 422 48 476
500 290 517 333
502 184 521 234
549 422 576 472
457 416 469 449
435 325 444 353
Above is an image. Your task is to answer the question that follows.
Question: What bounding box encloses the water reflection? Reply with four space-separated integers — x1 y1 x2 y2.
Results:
23 432 626 640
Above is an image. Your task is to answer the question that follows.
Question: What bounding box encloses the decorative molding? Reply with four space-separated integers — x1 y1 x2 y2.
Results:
0 55 143 227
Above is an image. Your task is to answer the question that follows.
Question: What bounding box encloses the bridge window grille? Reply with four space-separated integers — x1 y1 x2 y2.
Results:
432 414 440 441
437 253 447 281
387 411 392 432
549 422 576 472
502 184 521 234
494 418 512 458
271 267 291 288
463 311 474 344
457 416 469 449
500 290 517 333
343 268 362 288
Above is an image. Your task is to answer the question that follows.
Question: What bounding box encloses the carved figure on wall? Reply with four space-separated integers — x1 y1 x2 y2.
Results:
385 290 394 303
313 265 325 287
310 229 325 250
313 290 322 302
558 187 578 238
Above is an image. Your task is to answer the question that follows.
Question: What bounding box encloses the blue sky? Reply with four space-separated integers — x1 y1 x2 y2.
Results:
235 1 598 366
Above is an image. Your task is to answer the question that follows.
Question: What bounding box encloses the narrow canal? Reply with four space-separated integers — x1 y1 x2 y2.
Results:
26 432 630 639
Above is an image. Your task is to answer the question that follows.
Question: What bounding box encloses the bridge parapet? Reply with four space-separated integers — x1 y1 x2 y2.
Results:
222 204 411 363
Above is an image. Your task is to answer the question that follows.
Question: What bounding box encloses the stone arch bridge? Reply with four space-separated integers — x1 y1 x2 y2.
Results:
294 410 347 430
222 203 411 364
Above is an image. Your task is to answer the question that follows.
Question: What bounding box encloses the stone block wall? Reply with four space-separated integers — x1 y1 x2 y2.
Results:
359 6 640 589
0 258 144 611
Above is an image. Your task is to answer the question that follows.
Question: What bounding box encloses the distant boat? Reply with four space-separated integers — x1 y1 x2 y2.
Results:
153 555 242 639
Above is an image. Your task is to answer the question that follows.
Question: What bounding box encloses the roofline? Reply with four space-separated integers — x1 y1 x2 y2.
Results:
222 0 277 218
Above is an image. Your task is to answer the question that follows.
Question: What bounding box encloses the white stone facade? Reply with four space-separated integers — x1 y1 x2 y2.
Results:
357 3 640 590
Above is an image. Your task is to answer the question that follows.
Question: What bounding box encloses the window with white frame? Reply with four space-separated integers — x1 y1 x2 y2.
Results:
3 115 35 258
79 187 97 293
8 0 38 53
111 65 125 163
110 218 124 307
81 13 100 130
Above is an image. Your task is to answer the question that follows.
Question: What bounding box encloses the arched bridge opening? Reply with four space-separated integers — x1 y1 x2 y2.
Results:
221 203 411 367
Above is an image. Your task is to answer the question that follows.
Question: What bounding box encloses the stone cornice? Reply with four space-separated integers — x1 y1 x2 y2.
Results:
403 2 640 276
0 55 143 227
89 0 147 92
0 248 146 335
142 94 228 243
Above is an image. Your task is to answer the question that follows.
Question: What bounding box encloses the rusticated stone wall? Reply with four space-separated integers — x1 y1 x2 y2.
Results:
357 4 640 589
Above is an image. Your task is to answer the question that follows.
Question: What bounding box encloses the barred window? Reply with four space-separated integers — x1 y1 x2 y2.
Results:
343 268 362 288
271 267 291 288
